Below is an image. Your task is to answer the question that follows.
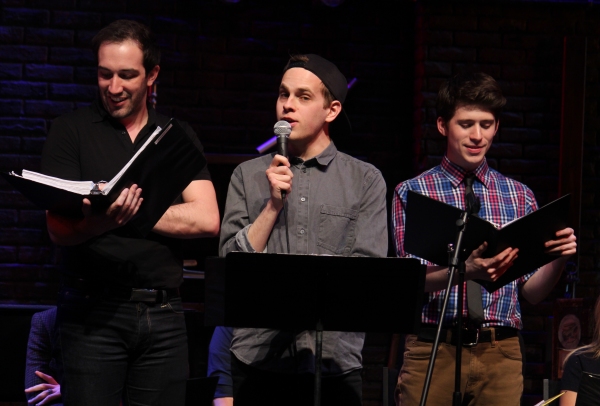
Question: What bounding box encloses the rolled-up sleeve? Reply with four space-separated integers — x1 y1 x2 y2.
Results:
219 166 257 256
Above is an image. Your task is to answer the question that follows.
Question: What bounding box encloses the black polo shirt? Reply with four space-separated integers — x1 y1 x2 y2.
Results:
41 99 210 289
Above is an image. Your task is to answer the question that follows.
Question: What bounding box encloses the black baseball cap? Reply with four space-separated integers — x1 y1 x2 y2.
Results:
283 54 352 137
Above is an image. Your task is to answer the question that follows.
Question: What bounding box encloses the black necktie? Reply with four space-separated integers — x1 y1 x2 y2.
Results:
464 173 480 216
464 173 484 324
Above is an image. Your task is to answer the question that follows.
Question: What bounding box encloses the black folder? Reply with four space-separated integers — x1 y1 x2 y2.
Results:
2 118 206 237
405 191 570 292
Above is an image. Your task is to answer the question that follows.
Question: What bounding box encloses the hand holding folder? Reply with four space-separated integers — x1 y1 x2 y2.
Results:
404 191 571 292
2 118 206 237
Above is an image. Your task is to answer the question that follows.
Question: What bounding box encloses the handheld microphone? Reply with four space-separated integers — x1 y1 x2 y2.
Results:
273 120 292 200
274 120 291 158
273 121 292 252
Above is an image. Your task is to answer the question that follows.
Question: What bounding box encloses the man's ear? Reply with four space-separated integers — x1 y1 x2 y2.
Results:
146 65 160 87
493 120 500 136
436 116 447 137
325 100 342 123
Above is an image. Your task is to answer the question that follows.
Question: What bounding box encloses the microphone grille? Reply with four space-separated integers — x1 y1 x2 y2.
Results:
274 120 292 137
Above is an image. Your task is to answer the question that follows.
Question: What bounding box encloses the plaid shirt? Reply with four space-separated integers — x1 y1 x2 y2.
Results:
392 156 538 329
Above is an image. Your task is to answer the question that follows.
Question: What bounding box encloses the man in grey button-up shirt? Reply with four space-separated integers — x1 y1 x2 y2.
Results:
218 54 388 406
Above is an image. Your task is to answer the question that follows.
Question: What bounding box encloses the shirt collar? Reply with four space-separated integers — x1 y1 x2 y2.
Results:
290 141 338 168
440 155 490 189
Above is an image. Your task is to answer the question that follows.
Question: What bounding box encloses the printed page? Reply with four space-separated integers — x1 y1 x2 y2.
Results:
21 170 95 195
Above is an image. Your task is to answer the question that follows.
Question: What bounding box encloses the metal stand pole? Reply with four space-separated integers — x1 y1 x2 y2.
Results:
314 319 323 406
419 210 470 406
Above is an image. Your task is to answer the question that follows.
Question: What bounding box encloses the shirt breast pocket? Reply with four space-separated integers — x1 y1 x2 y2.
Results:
317 204 358 254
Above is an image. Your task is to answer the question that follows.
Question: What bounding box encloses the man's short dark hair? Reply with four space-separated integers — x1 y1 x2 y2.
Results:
91 19 160 75
436 72 506 123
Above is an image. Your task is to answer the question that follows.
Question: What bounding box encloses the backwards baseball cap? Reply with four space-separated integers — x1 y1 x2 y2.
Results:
283 54 352 136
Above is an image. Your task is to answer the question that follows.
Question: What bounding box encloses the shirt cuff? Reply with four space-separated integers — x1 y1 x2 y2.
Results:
234 224 266 253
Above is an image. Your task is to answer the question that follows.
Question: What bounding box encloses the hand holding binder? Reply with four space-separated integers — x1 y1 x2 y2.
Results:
466 241 519 286
83 183 144 232
404 191 571 292
2 118 206 237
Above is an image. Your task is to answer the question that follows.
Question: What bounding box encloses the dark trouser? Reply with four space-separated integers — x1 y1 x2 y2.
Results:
231 354 362 406
57 287 189 406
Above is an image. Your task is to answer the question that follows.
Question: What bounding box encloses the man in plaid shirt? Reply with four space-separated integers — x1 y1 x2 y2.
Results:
392 72 577 406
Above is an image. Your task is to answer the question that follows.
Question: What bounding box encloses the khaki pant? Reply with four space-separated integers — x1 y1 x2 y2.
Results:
395 333 523 406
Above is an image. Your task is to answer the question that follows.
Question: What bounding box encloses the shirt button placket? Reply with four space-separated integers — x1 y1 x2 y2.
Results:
297 164 309 253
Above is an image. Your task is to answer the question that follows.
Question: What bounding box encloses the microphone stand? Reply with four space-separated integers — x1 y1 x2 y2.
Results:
314 319 323 406
419 206 475 406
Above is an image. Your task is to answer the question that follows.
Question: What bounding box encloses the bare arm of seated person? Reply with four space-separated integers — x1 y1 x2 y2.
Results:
559 390 576 406
246 154 293 252
46 184 143 246
213 398 233 406
423 227 576 295
152 179 220 238
24 371 61 406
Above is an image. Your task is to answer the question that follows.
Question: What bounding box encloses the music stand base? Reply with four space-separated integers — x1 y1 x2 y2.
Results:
314 320 323 406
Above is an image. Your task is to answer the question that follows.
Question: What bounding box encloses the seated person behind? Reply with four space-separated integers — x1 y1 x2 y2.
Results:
24 307 62 406
207 326 233 406
561 296 600 406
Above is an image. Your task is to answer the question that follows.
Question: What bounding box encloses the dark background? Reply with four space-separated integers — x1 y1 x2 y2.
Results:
1 0 600 404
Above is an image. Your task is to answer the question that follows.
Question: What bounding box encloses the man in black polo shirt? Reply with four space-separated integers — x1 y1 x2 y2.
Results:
41 20 220 405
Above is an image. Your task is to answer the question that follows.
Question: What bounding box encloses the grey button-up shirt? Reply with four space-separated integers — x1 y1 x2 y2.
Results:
219 141 388 375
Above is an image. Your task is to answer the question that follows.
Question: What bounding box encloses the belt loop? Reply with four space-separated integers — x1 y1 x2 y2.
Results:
490 327 496 348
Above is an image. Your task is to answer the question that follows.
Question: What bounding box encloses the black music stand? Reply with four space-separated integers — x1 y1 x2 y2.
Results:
205 252 426 406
